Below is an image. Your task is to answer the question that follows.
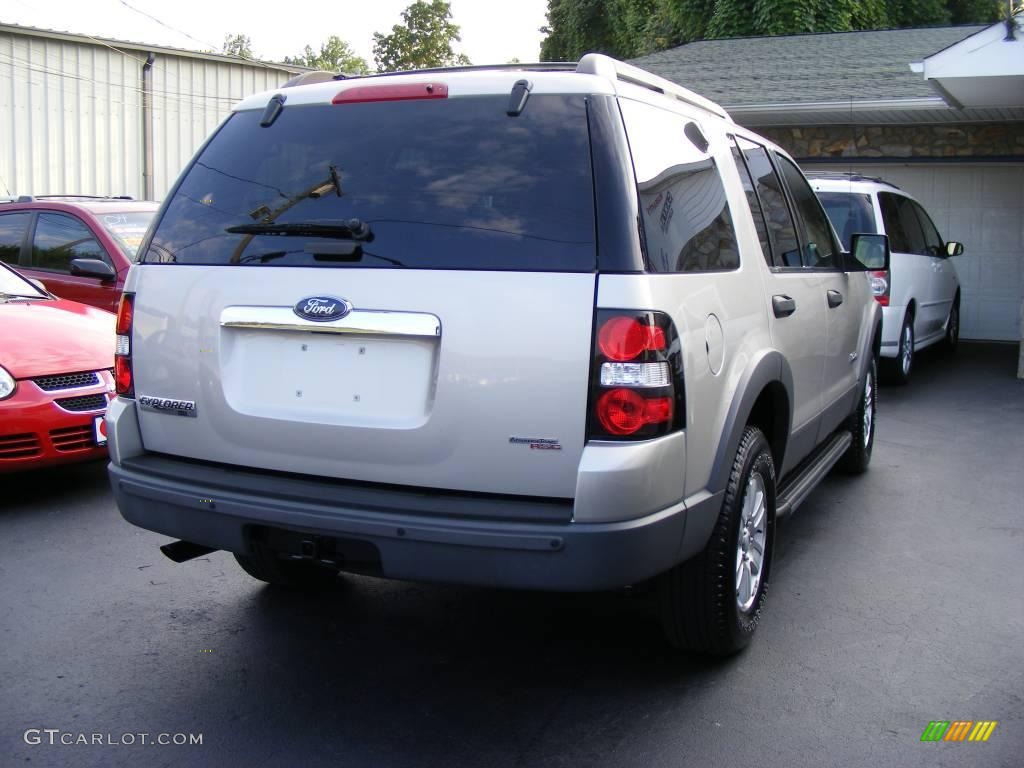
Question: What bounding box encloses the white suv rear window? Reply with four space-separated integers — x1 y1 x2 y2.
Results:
142 95 596 272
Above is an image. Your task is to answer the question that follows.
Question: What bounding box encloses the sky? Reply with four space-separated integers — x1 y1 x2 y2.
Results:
2 0 551 66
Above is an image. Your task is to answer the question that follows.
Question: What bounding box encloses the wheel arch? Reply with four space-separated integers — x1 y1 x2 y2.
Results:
707 350 793 496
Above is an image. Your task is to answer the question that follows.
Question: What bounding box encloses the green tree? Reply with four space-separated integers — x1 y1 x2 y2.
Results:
539 0 1005 60
372 0 471 72
284 36 370 74
222 33 254 59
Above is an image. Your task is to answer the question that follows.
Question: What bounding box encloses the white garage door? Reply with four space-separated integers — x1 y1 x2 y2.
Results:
813 163 1024 341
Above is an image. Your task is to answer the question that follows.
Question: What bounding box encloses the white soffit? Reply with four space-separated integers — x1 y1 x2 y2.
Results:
913 14 1024 108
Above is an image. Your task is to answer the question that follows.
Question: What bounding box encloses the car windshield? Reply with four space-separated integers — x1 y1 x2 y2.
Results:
0 263 47 298
97 211 157 258
816 191 877 251
141 94 596 271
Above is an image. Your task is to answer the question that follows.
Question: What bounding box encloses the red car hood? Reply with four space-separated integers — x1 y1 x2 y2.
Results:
1 298 115 379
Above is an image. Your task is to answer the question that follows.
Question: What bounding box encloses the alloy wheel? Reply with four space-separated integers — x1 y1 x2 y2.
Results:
736 472 767 612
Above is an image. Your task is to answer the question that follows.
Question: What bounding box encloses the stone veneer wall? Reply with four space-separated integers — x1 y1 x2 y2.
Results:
756 123 1024 160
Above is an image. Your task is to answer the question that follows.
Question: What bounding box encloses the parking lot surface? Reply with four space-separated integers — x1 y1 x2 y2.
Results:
2 343 1022 767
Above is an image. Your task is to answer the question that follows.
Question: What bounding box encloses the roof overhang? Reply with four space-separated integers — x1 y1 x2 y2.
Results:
726 98 1024 126
912 14 1024 109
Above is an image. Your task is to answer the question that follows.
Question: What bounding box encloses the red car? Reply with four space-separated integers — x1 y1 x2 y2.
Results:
0 262 115 472
0 196 159 313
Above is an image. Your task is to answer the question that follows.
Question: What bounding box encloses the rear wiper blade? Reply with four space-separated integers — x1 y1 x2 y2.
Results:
225 218 372 241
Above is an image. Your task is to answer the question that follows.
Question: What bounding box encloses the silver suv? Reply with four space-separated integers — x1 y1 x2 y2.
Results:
107 56 886 654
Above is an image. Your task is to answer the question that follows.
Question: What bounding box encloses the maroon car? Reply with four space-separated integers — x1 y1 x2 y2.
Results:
0 196 159 313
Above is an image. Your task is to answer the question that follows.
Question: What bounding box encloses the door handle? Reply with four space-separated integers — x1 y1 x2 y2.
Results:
827 289 843 308
772 294 796 318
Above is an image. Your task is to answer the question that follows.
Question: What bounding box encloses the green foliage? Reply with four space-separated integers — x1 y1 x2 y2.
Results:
947 0 1002 23
284 36 370 74
539 0 1006 59
372 0 471 72
222 33 253 59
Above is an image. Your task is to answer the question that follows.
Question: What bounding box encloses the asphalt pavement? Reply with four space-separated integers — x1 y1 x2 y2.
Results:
2 342 1022 767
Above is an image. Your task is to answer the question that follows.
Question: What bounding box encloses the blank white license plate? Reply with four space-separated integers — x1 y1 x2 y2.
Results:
220 329 437 429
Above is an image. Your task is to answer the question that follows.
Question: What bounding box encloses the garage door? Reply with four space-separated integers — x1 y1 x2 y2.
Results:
813 163 1024 341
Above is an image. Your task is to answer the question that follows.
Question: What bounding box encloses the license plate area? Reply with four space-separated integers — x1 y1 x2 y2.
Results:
220 328 438 429
94 415 107 446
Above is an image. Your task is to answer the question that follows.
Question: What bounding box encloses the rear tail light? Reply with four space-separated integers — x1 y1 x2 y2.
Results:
587 310 684 441
870 270 890 307
115 294 134 397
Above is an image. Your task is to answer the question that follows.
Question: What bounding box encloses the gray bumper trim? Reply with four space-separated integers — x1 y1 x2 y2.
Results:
109 456 712 591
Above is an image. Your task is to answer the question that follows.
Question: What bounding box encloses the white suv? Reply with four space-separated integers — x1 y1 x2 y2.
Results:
107 56 886 654
809 173 964 383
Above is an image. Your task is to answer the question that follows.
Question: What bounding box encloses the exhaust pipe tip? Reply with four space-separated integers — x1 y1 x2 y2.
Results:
160 540 218 563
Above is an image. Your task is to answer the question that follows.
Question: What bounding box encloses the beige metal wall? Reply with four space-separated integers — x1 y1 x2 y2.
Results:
0 28 297 200
150 56 297 194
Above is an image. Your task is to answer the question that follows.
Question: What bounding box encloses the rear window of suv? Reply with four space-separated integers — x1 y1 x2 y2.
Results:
817 191 877 251
141 94 596 272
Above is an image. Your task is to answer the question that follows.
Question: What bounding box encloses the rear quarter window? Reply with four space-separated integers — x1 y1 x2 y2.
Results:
142 94 596 272
619 99 739 273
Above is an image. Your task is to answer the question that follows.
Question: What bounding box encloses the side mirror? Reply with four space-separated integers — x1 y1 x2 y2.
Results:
70 258 116 281
848 233 890 272
946 241 964 257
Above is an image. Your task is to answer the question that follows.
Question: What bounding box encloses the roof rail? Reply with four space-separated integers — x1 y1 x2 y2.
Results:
281 62 579 87
576 53 730 120
803 171 900 188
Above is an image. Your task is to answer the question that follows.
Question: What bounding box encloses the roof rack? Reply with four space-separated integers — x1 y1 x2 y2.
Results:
284 62 578 88
803 171 900 188
280 55 731 121
576 53 730 120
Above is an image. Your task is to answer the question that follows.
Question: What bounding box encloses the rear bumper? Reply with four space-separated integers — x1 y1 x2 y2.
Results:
109 452 716 591
878 304 904 358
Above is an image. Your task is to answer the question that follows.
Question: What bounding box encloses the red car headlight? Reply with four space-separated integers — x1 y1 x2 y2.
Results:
0 365 15 400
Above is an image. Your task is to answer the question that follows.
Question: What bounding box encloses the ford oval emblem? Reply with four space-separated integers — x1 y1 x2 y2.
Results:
294 295 352 322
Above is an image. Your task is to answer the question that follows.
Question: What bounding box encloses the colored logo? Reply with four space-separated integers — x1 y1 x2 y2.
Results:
920 721 997 742
294 295 351 322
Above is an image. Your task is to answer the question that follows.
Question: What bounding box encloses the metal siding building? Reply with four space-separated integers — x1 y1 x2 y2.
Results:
0 24 302 200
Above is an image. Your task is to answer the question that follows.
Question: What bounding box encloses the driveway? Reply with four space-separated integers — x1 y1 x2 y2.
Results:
2 343 1021 767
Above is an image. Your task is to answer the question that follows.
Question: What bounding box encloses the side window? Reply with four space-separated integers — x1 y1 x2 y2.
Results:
735 137 800 268
31 213 107 272
775 155 839 269
0 212 31 265
729 140 772 265
878 192 926 255
911 201 944 257
620 99 739 272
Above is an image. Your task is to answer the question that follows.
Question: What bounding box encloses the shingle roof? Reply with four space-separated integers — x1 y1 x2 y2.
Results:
629 25 987 107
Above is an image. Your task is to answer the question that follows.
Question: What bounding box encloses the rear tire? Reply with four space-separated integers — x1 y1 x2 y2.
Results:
660 426 775 655
885 313 914 385
942 300 959 355
235 549 341 589
840 357 876 474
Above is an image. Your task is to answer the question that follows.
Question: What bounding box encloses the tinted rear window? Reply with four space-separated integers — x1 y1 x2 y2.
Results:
142 95 595 271
817 191 877 251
